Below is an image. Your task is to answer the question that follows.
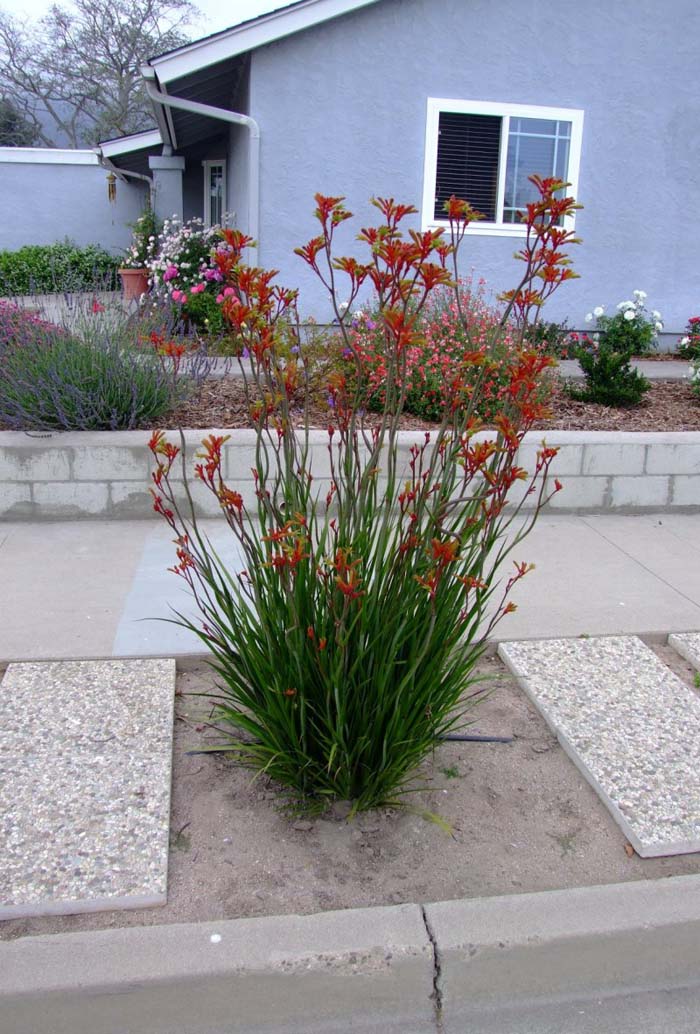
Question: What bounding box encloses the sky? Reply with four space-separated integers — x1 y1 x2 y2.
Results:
0 0 283 37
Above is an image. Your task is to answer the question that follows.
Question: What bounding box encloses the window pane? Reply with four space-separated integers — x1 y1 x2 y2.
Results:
435 112 501 221
503 119 571 223
209 164 223 226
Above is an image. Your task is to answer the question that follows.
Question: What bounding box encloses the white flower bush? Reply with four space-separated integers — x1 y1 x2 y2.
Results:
582 291 663 355
148 216 227 293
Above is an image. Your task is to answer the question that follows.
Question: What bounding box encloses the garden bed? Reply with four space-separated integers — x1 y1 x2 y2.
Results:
3 646 700 942
163 377 700 434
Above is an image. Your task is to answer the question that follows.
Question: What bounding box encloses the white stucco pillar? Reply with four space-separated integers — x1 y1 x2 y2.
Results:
148 154 186 222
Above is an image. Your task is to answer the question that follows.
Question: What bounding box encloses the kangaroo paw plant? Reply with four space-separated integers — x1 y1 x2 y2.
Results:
149 179 580 812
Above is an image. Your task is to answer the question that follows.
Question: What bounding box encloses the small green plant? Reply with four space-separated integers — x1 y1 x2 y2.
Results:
567 342 651 407
122 202 160 269
523 319 573 358
693 671 700 690
440 765 461 779
0 241 120 295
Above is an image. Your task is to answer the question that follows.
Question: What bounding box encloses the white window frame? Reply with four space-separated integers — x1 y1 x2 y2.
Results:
421 98 584 237
202 159 227 227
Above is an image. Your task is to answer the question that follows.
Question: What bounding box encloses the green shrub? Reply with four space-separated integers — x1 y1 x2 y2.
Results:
567 343 650 407
0 241 120 295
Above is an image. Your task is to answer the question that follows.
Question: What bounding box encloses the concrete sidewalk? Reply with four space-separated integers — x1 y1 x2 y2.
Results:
1 512 700 662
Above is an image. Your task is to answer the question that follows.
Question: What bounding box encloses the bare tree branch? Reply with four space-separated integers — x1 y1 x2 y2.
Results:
0 0 197 147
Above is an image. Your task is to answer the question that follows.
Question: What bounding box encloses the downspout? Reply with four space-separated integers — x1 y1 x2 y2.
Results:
142 71 260 250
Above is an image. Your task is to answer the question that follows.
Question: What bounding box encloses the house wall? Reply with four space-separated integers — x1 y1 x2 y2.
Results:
0 150 148 255
246 0 699 329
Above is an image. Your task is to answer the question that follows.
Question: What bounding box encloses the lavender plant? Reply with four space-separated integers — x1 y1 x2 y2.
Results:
0 300 204 430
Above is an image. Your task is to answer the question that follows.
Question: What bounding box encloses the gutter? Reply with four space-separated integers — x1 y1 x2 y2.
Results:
142 69 260 250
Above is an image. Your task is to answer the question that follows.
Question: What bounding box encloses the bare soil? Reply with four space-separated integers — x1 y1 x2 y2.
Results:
3 646 699 942
163 377 700 433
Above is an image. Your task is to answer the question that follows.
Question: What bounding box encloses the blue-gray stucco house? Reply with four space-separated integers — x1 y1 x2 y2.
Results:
1 0 698 327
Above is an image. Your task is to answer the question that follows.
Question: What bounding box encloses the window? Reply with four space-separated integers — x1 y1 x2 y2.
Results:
202 160 226 226
422 99 583 235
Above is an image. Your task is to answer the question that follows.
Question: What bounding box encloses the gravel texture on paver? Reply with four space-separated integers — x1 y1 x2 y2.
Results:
0 658 175 919
498 635 700 858
669 632 700 673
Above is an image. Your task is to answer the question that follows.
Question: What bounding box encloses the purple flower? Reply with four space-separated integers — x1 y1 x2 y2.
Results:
242 347 250 359
291 345 300 354
327 395 336 408
163 264 178 283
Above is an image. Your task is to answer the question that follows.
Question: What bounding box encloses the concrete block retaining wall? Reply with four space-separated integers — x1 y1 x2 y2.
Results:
0 430 698 520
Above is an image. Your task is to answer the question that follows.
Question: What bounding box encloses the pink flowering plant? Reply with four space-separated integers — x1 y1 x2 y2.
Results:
149 178 580 812
350 278 531 423
679 316 700 360
148 215 233 334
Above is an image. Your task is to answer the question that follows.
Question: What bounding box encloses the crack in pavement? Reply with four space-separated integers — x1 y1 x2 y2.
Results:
421 905 445 1034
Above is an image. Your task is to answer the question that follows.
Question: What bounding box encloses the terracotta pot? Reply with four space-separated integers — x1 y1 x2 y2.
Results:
118 267 150 301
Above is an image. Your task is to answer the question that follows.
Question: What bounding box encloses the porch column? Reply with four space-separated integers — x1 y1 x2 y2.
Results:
148 154 186 222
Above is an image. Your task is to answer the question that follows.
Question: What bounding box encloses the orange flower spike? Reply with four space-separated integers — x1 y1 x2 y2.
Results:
219 488 243 512
335 569 365 599
221 228 255 256
313 193 351 227
371 196 418 231
197 434 230 470
294 235 326 268
458 575 488 592
443 195 485 224
148 430 166 455
431 538 459 566
512 561 536 579
415 571 439 599
262 521 294 544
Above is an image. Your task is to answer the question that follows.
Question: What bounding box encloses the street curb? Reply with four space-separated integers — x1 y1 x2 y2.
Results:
426 873 700 1030
0 904 436 1034
2 876 700 1033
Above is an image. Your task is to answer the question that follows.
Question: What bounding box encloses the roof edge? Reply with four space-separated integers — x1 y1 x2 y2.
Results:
98 129 163 157
147 0 381 84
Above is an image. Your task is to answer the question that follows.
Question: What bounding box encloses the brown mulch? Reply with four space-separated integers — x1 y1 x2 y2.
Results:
1 376 698 434
162 377 700 433
531 380 700 432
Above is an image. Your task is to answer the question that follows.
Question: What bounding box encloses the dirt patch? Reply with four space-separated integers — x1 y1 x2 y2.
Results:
3 652 699 942
163 377 700 433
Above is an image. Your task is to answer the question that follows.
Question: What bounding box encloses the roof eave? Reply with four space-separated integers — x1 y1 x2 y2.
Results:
146 0 381 84
98 129 163 157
